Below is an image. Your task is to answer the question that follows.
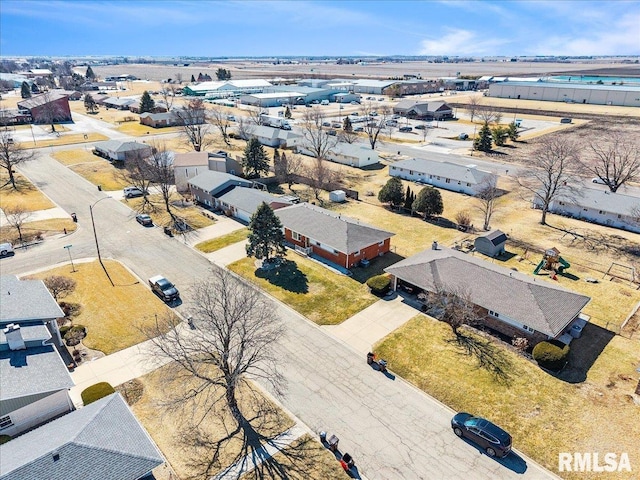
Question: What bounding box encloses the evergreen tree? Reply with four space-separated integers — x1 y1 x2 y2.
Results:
473 121 493 152
85 65 95 80
190 74 196 83
83 93 97 113
507 121 519 141
216 68 231 80
246 202 286 264
343 116 353 133
31 82 39 94
139 90 155 114
403 186 414 211
491 125 508 146
378 177 404 208
20 81 31 98
284 106 292 119
413 186 444 219
242 137 270 178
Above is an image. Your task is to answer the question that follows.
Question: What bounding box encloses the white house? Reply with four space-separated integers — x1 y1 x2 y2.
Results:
389 157 497 195
533 186 640 233
297 142 379 168
173 151 242 192
244 125 303 149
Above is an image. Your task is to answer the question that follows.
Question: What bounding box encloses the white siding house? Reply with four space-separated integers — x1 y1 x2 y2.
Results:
298 142 379 168
389 157 497 195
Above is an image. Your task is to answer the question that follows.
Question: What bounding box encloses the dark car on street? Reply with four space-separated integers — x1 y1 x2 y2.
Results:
148 275 180 303
451 413 512 458
136 214 153 226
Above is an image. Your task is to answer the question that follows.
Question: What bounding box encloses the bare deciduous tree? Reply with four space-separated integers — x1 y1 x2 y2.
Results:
209 105 232 146
475 176 501 231
0 128 34 189
305 156 339 203
467 96 482 123
300 109 336 161
585 133 640 192
37 92 67 133
273 151 302 190
421 286 480 336
518 136 581 225
118 150 154 211
174 98 212 152
141 268 285 430
236 115 255 141
476 104 502 125
147 143 176 219
361 103 390 150
3 204 32 244
174 73 183 84
159 84 176 111
43 275 77 301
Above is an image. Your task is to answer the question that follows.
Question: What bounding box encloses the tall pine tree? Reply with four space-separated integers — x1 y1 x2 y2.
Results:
85 65 96 80
139 91 155 114
242 137 270 178
20 82 31 98
403 186 414 211
246 202 286 264
474 121 493 152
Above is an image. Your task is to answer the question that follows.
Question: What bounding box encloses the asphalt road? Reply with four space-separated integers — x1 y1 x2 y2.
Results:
2 150 560 480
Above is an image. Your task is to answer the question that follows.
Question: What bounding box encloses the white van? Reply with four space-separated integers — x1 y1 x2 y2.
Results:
320 100 330 105
0 243 14 257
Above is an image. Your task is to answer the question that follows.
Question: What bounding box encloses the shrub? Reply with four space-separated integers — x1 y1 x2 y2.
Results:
0 435 11 445
59 325 71 338
532 340 570 372
81 382 115 406
366 275 391 296
64 324 86 346
59 301 82 319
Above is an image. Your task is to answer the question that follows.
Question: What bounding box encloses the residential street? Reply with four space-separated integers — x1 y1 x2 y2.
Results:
2 150 560 480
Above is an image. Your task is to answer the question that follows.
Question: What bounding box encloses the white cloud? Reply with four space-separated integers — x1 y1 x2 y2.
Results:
418 29 509 56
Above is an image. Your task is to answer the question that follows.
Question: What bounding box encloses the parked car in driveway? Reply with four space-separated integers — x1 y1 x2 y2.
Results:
0 242 14 257
135 214 153 226
451 413 512 458
148 275 180 303
591 177 610 185
399 126 413 133
123 186 146 198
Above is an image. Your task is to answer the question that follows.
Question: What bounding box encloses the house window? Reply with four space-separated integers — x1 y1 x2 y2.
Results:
0 415 13 430
354 250 360 256
378 241 385 246
436 176 441 180
467 183 471 187
445 178 451 184
583 208 588 212
559 202 565 206
429 175 433 179
618 214 622 219
522 325 535 333
391 166 397 170
409 170 414 175
598 210 604 214
457 181 461 185
292 231 301 241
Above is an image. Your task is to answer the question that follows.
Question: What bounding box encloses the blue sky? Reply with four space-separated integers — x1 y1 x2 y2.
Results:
1 0 639 57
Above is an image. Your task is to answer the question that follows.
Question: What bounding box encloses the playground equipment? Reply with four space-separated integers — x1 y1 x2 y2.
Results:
533 247 571 276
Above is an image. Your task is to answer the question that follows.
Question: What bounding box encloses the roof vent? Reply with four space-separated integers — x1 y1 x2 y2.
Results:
53 453 60 462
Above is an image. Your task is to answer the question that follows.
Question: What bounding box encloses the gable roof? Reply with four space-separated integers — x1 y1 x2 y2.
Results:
218 188 291 215
0 276 64 324
188 170 252 195
0 344 74 405
93 140 151 154
478 230 508 246
17 91 69 110
0 393 164 480
394 100 451 114
275 203 395 255
551 186 640 215
391 158 495 185
385 247 590 336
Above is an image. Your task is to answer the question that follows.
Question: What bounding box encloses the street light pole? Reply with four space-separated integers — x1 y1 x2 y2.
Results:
89 196 114 286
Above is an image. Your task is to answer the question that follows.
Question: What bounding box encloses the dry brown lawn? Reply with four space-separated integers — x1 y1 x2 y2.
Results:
0 218 76 244
28 260 173 355
52 148 103 166
124 194 215 230
0 172 55 211
18 132 108 149
131 363 310 480
116 122 182 136
69 161 129 191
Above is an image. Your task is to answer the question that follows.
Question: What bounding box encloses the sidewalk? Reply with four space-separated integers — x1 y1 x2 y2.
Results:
0 206 70 227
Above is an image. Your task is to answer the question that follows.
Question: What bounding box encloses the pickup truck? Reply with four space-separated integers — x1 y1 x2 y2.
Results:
148 275 180 303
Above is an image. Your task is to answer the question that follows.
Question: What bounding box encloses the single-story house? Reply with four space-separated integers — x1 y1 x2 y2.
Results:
139 111 181 128
93 140 153 163
474 230 507 257
217 188 292 223
102 96 139 110
389 157 498 196
244 125 303 149
297 142 379 168
129 101 168 114
16 91 72 124
393 100 453 120
79 81 118 91
174 151 242 192
532 186 640 233
385 246 591 345
0 393 164 480
275 203 395 269
188 170 253 208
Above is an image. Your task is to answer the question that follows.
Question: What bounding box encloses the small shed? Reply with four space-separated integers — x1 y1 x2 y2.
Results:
329 190 346 203
474 229 507 257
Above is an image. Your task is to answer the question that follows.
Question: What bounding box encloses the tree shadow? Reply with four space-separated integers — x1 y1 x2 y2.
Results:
448 331 515 384
553 323 615 383
255 259 308 293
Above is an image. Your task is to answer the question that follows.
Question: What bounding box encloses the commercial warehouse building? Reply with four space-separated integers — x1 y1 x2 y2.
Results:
488 82 640 107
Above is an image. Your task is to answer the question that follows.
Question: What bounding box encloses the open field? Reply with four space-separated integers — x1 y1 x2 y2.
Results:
28 260 174 355
375 313 640 480
229 252 378 325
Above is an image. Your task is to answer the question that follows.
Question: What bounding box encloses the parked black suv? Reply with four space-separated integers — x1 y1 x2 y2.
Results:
451 413 512 458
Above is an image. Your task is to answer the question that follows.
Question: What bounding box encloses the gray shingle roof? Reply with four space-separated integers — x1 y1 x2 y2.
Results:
217 188 291 215
480 230 508 246
385 247 590 336
93 140 151 154
276 203 395 255
391 158 495 185
188 171 252 194
0 344 74 402
552 186 640 215
0 393 164 480
0 276 64 324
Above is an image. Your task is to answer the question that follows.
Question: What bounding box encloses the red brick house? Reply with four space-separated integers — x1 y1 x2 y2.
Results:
17 91 72 124
275 203 395 269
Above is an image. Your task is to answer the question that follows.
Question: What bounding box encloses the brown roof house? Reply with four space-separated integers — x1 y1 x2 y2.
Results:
276 203 395 270
385 246 590 345
17 91 72 124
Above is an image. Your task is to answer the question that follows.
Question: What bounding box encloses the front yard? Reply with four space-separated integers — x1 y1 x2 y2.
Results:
28 260 173 355
374 315 640 480
195 228 249 253
229 252 378 325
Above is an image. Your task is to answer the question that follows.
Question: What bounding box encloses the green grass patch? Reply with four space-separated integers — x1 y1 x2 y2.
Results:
195 228 249 253
228 252 377 325
81 382 115 405
375 315 640 480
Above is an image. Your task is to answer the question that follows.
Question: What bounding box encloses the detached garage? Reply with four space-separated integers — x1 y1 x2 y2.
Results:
474 230 507 257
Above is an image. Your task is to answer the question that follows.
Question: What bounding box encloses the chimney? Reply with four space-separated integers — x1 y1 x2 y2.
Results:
432 241 439 250
4 323 26 351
